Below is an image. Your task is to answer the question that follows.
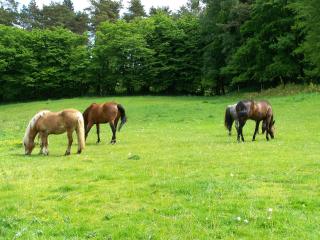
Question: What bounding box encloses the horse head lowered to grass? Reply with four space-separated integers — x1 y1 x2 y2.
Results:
23 109 85 155
235 100 275 142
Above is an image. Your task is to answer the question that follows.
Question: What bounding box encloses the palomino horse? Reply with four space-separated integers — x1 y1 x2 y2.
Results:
224 104 239 136
23 109 85 155
83 102 127 144
236 100 275 142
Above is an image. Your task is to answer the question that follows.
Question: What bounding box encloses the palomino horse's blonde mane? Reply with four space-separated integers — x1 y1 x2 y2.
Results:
23 110 50 146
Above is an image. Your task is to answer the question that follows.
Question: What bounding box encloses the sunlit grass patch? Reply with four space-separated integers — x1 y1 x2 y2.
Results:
0 92 320 239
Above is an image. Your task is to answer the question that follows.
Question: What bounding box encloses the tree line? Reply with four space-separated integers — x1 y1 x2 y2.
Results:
0 0 319 101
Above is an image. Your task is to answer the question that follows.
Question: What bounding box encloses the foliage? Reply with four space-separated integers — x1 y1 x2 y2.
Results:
0 0 320 101
291 0 320 81
0 0 19 26
0 25 90 101
92 19 154 95
88 0 122 30
123 0 146 22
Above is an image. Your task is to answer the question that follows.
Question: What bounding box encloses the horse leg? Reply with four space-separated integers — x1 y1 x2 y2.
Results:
114 117 119 131
96 123 100 143
237 121 241 142
85 122 93 140
252 121 260 141
240 126 245 142
109 121 116 144
237 120 244 142
42 134 49 156
265 117 271 141
65 130 73 156
38 132 44 154
234 120 239 135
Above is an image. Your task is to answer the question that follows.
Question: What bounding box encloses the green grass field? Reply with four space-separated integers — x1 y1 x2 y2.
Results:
0 90 320 239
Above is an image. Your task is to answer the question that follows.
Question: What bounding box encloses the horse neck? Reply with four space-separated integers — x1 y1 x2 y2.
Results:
23 124 38 145
27 126 38 144
24 112 46 145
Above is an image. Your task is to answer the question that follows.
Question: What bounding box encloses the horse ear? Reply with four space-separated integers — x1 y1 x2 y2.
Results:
273 120 275 125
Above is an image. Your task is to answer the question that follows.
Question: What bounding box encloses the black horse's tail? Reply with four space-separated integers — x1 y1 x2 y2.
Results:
117 104 127 131
224 106 234 133
236 101 248 118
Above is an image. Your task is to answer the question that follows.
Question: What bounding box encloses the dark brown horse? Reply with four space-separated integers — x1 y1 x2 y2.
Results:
83 102 126 144
236 100 275 142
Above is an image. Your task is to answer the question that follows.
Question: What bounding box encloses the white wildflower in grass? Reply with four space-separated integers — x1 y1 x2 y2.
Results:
128 152 132 156
244 219 249 224
267 216 272 220
236 216 241 221
268 208 273 213
230 173 234 177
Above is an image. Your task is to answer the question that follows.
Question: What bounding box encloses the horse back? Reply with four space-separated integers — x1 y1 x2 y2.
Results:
36 109 80 133
84 102 118 123
236 100 253 118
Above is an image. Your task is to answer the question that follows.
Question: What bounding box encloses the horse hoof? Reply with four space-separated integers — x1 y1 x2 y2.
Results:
77 150 82 154
110 140 116 145
65 151 70 156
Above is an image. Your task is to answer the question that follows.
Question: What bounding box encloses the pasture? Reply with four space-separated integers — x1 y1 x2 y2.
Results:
0 91 319 239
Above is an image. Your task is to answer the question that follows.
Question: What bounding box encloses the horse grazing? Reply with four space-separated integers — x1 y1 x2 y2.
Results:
236 100 275 142
225 103 266 136
23 109 85 155
225 104 239 136
83 102 127 144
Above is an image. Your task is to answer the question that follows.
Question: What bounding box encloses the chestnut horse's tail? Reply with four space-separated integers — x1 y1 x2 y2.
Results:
117 104 127 131
76 112 85 151
224 106 234 133
82 106 91 128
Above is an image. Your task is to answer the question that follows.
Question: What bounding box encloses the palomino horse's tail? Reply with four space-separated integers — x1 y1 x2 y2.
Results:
117 104 127 131
224 106 233 133
76 112 85 151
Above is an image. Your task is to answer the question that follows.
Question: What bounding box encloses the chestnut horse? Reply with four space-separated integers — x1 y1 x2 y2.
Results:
236 100 275 142
23 109 85 155
83 102 127 144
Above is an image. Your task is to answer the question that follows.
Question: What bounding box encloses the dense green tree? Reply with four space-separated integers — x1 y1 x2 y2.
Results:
0 0 19 26
41 2 88 34
63 0 74 11
19 0 88 34
200 0 238 95
88 0 122 30
92 19 154 94
0 25 36 101
292 0 320 80
149 6 171 16
123 0 146 22
0 25 90 101
227 0 302 89
179 0 202 15
19 0 43 29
